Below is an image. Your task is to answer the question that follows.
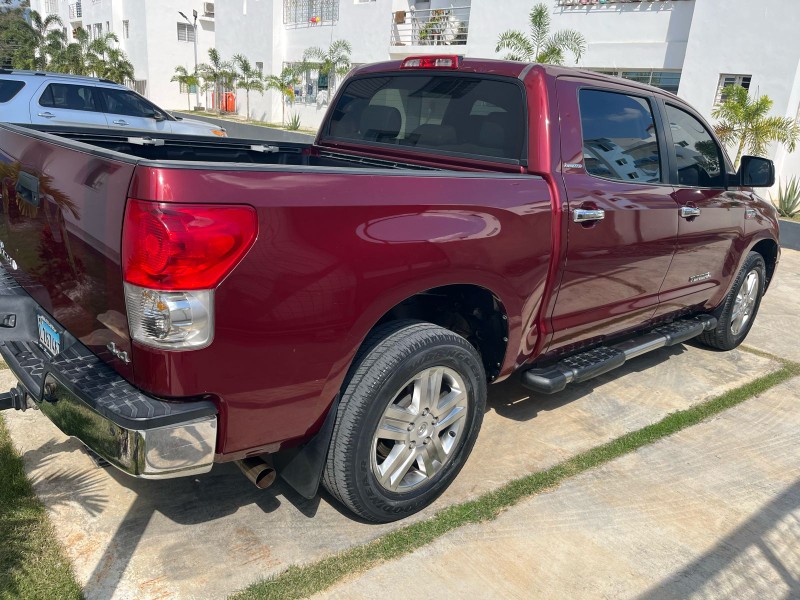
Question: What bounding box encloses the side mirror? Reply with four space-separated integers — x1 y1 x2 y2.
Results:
737 155 775 188
148 110 166 122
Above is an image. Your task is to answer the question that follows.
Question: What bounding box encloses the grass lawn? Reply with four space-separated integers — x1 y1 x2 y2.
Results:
0 414 82 600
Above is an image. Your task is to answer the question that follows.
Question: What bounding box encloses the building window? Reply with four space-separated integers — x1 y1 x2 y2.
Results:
255 62 264 74
283 0 339 27
716 74 751 104
45 0 59 14
93 23 102 39
177 22 196 42
179 82 198 94
122 20 129 38
125 79 148 97
590 69 681 95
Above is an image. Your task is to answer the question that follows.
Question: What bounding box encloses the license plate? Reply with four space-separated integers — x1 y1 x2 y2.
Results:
37 314 61 357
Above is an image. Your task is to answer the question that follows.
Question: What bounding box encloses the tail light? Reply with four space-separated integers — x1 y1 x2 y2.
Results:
122 199 257 350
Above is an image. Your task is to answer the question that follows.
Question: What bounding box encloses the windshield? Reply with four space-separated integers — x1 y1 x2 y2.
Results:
324 74 525 162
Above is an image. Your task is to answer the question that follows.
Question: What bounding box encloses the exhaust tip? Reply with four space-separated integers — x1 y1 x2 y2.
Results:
236 456 277 490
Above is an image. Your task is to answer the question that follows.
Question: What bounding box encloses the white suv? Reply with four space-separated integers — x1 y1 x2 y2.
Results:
0 70 226 137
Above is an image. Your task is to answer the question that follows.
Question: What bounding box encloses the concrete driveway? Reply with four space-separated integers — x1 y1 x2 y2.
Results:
3 250 798 599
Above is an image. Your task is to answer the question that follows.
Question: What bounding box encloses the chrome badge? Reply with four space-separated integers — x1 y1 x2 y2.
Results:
689 272 711 283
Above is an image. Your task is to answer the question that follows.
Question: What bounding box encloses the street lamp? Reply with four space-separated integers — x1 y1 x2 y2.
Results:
179 9 200 109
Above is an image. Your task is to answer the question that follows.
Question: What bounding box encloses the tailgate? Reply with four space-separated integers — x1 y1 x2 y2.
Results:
0 125 137 379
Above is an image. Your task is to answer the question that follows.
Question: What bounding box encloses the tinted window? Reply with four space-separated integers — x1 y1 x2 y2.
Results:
665 104 724 188
0 80 25 103
326 75 525 161
102 88 156 117
579 89 661 183
39 83 101 112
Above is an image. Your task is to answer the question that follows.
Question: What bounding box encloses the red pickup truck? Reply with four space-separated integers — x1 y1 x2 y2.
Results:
0 57 779 522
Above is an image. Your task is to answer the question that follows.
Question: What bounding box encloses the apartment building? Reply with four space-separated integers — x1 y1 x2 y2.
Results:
29 0 216 109
215 0 800 181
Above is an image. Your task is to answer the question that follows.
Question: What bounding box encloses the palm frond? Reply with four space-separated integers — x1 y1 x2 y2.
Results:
548 29 586 64
528 4 550 57
495 30 534 62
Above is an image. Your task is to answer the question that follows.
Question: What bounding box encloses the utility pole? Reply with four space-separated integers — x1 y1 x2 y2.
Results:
179 9 200 109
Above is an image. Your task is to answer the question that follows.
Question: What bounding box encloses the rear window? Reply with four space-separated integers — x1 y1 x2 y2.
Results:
325 74 525 162
0 80 25 103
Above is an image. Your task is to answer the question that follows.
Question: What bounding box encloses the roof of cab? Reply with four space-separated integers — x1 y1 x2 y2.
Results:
349 58 680 100
0 69 122 86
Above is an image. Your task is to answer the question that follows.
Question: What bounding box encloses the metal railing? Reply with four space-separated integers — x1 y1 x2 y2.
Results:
68 2 82 20
558 0 691 4
391 5 470 47
283 0 339 27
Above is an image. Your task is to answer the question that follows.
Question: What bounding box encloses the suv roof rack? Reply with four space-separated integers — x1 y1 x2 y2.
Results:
99 78 117 84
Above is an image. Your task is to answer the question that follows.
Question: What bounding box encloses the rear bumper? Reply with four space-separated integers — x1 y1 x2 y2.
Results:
0 269 218 479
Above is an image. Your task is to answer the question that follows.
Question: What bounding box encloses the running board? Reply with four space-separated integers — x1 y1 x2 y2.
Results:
521 315 717 395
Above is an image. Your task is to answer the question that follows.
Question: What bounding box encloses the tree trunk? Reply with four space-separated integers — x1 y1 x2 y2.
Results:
734 134 748 170
187 91 190 110
246 90 250 121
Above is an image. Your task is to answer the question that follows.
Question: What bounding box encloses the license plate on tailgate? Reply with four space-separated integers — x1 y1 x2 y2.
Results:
37 314 61 357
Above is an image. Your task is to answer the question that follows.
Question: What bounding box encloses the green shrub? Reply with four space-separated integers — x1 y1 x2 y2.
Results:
771 176 800 217
286 113 302 131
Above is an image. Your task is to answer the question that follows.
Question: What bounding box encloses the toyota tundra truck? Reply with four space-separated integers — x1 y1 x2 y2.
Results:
0 57 780 522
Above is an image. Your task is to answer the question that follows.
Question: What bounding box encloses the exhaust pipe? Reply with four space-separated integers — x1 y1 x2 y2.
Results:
235 455 277 490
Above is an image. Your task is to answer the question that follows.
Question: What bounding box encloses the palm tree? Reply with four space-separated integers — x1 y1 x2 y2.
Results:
495 3 586 65
264 66 299 125
302 39 352 94
101 47 135 83
712 85 800 169
233 54 264 120
198 48 232 113
171 65 200 110
5 9 64 70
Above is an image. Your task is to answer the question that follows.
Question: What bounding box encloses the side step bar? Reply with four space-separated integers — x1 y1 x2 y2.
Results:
522 315 717 395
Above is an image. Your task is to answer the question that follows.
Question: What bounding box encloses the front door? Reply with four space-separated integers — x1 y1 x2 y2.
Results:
548 80 679 353
655 103 747 317
29 82 109 128
98 87 172 134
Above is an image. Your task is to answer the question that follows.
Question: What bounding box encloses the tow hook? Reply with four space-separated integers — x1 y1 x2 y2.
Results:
0 384 32 411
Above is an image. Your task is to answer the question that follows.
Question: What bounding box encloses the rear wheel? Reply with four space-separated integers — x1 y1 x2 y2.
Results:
322 321 486 523
699 252 766 351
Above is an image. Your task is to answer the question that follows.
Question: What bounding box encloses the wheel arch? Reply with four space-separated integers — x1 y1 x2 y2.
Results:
750 237 779 291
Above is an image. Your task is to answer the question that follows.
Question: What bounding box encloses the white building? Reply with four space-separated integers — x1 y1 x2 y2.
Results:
29 0 216 110
214 0 800 182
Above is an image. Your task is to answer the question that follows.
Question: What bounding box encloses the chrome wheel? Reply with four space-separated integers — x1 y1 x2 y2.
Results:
371 366 470 493
731 270 759 336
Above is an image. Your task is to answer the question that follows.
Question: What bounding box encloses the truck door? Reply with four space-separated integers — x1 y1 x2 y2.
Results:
29 82 109 129
653 102 747 317
548 79 678 353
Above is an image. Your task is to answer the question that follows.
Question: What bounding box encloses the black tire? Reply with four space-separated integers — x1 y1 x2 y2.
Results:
698 251 766 351
322 320 486 523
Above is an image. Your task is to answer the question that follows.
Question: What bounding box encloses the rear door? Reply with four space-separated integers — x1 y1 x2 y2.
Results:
654 102 747 317
98 87 172 133
549 79 678 352
29 82 109 128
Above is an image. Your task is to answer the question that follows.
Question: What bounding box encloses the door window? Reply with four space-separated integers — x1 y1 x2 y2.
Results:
0 80 25 103
39 83 101 112
665 104 725 188
101 88 157 118
578 89 661 184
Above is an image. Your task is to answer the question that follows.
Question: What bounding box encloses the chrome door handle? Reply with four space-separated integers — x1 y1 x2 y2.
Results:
573 208 605 223
112 119 129 126
679 206 701 219
37 112 55 119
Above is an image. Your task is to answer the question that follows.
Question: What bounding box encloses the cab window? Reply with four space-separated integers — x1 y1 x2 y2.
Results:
579 89 661 183
39 83 101 112
665 104 725 188
101 88 157 118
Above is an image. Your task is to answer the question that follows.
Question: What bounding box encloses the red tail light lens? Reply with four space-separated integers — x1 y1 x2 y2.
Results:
122 199 257 290
401 55 461 69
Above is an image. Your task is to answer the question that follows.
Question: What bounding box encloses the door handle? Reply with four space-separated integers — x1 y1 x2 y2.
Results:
37 112 55 119
679 206 701 219
112 120 129 126
573 208 605 223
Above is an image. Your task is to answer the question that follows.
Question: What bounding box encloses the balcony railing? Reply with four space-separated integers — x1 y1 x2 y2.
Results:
68 2 82 20
558 0 691 5
391 6 470 47
283 0 339 28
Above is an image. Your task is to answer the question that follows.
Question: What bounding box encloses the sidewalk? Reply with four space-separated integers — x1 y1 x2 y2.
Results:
320 376 800 599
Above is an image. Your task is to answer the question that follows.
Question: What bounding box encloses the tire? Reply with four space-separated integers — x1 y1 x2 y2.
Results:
698 251 766 351
322 320 486 523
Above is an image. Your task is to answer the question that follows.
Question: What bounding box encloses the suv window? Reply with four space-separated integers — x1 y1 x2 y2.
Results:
665 104 725 188
579 89 661 183
0 80 25 103
39 83 101 112
101 88 157 118
326 75 525 162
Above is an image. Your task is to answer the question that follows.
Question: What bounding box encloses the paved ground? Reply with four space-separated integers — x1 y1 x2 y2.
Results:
173 112 315 143
2 249 798 599
321 377 800 600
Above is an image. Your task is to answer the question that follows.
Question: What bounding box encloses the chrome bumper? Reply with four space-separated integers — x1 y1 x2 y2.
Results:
36 371 217 479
